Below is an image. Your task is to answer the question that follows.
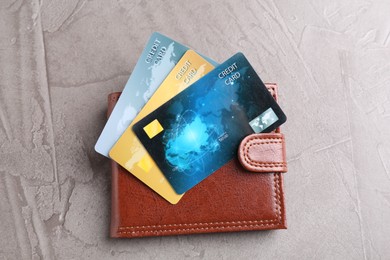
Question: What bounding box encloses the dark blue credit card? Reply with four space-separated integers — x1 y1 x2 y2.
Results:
133 53 286 194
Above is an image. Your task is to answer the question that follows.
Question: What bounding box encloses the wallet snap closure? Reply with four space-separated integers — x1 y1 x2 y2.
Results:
238 133 287 173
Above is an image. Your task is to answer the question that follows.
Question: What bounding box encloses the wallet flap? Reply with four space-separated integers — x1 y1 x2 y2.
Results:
238 133 287 173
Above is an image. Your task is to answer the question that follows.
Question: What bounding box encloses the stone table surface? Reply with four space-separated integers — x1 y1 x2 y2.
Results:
1 0 389 259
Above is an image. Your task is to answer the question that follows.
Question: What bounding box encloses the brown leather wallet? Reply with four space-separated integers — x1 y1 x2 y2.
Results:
108 83 287 238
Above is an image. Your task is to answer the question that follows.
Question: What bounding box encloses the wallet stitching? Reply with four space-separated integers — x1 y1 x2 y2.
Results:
117 223 280 235
118 219 278 230
274 173 282 223
117 173 283 235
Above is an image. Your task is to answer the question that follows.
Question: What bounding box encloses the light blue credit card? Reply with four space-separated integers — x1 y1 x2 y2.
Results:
95 32 217 157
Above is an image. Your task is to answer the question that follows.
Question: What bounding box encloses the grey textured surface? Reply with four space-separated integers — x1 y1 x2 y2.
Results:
1 0 389 259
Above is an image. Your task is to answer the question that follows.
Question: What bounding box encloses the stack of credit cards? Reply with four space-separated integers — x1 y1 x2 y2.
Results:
95 32 286 204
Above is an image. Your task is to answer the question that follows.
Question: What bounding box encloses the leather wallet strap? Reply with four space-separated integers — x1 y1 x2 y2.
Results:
238 133 287 173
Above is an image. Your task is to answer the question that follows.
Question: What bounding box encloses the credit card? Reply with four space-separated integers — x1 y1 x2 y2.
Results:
109 50 215 203
133 53 287 194
95 32 216 157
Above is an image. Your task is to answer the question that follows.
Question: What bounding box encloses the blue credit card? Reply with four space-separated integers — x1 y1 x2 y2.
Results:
133 53 287 194
95 32 217 157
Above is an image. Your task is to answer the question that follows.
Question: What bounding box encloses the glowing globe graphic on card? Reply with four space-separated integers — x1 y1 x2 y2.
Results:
163 111 220 175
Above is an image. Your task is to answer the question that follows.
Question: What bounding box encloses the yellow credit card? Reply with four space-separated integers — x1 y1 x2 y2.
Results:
109 50 215 204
